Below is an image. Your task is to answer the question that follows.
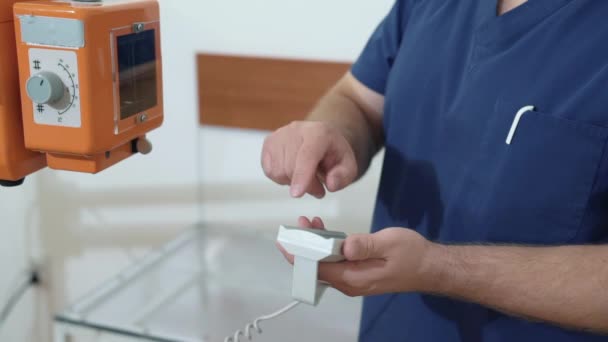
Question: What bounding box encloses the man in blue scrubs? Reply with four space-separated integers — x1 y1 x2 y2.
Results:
263 0 608 340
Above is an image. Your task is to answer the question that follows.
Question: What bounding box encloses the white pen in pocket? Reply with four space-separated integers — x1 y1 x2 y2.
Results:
506 105 536 145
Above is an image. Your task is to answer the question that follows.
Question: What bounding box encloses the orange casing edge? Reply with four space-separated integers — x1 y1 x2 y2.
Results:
13 0 164 174
0 0 45 183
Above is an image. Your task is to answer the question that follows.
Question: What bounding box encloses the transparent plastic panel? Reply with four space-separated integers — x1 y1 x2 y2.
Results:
56 226 361 342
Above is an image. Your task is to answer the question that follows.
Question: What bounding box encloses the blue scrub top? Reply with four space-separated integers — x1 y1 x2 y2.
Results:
352 0 608 341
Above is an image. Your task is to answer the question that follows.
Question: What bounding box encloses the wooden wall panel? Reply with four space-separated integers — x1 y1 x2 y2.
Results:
197 54 351 131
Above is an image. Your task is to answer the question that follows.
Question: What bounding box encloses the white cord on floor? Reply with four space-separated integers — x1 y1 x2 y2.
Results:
224 301 300 342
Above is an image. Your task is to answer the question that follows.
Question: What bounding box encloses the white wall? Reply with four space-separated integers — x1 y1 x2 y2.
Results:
174 0 393 231
0 1 393 341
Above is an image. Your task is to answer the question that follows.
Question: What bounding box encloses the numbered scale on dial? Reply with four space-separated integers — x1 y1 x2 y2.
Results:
27 49 81 128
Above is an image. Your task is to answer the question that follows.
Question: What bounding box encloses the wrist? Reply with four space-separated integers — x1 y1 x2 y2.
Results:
419 242 455 294
305 113 375 179
319 119 370 178
341 126 370 175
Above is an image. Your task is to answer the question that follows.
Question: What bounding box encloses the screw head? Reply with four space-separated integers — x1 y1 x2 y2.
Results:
133 23 145 33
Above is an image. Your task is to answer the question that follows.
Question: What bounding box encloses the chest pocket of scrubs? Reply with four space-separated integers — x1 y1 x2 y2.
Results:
468 100 608 244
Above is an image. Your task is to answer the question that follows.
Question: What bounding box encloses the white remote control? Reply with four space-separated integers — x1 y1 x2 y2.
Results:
277 225 347 305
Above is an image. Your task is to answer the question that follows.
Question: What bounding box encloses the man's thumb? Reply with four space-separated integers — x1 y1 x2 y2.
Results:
343 234 384 261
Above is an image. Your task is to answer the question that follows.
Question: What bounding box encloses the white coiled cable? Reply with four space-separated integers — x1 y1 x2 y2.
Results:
224 301 300 342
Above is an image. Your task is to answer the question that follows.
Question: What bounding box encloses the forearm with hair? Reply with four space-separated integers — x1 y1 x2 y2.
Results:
425 243 608 333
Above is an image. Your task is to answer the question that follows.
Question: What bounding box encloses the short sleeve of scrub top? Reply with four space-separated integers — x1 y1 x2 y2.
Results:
351 0 414 95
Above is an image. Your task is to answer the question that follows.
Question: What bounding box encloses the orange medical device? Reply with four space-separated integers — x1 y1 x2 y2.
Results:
13 0 163 174
0 0 45 187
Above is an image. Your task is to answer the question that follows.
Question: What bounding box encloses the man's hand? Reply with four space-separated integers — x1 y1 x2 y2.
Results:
279 217 608 334
262 121 358 198
261 72 385 198
277 216 435 296
319 227 433 296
